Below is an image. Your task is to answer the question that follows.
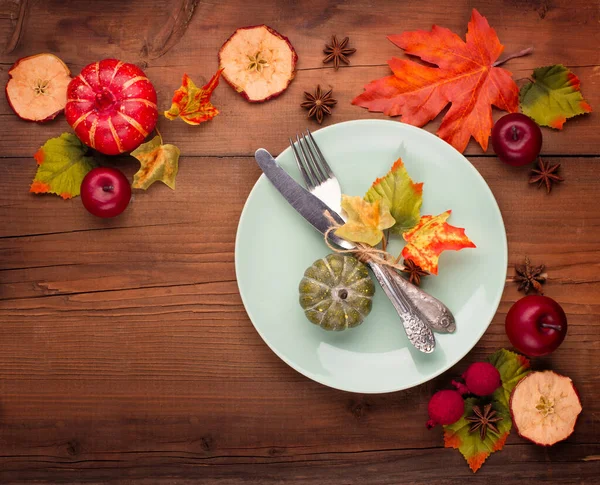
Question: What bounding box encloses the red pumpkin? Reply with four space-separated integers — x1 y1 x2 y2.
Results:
65 59 158 155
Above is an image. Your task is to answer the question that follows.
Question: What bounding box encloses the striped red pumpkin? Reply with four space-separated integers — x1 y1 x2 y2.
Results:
65 59 158 155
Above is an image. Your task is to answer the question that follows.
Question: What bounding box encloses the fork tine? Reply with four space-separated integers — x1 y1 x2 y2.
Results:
297 133 324 185
299 132 327 183
305 129 334 179
289 137 314 189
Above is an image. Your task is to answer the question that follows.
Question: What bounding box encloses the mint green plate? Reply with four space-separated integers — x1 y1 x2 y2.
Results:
235 120 507 393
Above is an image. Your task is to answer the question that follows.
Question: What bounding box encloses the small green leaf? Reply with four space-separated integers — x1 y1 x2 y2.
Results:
364 158 423 234
30 133 96 199
487 348 531 409
520 64 592 129
443 398 512 473
131 136 180 190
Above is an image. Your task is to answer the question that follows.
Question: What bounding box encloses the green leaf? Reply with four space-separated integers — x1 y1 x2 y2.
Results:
487 349 531 409
131 135 180 190
30 133 96 199
520 64 592 129
443 398 512 473
364 158 423 234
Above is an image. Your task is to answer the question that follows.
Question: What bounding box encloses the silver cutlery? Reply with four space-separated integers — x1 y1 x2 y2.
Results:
255 143 454 354
289 130 456 336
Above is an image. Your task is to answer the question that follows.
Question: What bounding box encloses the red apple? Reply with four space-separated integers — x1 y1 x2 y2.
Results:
65 59 158 155
81 167 131 218
505 295 567 357
491 113 542 167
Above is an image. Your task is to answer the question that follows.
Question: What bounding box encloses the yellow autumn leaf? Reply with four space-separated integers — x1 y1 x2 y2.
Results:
335 195 395 246
131 135 180 190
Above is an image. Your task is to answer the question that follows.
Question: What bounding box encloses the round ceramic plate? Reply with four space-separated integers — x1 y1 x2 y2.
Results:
235 120 507 393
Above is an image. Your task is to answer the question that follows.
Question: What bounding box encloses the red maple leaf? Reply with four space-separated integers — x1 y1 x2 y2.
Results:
352 9 519 153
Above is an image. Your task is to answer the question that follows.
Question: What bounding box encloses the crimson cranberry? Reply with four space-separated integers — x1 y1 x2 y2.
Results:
81 167 131 218
505 295 567 357
491 113 542 166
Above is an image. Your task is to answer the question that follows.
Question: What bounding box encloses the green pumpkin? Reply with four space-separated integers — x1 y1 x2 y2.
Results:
298 254 375 331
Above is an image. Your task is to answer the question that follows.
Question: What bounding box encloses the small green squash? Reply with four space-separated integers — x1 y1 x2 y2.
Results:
298 254 375 331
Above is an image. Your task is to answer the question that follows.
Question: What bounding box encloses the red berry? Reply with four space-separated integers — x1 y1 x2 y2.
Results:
491 113 542 167
455 362 501 397
81 167 131 218
426 390 464 429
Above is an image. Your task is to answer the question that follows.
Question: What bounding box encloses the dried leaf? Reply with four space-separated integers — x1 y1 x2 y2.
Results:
401 210 475 274
30 133 96 199
364 158 423 234
335 195 395 246
520 64 592 129
131 136 180 190
443 398 511 473
164 70 222 125
487 349 531 409
352 9 518 153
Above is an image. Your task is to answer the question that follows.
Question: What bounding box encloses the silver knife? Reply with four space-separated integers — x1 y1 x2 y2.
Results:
255 148 441 353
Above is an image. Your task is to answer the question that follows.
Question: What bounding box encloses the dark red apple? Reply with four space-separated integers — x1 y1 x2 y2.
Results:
491 113 542 167
505 295 567 357
81 167 131 218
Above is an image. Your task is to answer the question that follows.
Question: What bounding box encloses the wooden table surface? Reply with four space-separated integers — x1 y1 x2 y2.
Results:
0 0 599 483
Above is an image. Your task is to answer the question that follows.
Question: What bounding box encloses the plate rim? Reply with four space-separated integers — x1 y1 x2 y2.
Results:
235 119 508 393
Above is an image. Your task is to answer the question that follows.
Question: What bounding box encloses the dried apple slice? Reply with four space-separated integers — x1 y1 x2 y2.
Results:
510 370 582 446
6 53 72 122
218 25 297 102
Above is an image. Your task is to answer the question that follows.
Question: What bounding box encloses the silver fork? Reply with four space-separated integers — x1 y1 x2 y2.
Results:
290 130 456 353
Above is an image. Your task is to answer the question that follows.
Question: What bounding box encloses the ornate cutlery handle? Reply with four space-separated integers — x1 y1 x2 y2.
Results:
394 270 456 333
367 261 436 353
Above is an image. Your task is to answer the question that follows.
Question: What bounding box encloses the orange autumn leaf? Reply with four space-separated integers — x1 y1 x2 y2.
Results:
352 9 519 153
164 70 223 125
401 210 475 274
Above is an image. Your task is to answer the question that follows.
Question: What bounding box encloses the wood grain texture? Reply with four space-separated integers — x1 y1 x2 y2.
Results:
0 0 599 483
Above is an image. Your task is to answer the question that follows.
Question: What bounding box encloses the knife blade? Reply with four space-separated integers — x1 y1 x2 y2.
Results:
254 148 351 249
254 148 437 353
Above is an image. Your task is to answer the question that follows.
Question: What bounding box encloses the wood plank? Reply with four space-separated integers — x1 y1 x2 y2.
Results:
0 444 598 483
0 0 598 157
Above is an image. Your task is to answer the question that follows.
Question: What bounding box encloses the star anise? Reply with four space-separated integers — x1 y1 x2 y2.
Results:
401 259 429 286
514 256 547 294
466 403 503 441
301 85 337 125
323 35 356 71
529 157 564 194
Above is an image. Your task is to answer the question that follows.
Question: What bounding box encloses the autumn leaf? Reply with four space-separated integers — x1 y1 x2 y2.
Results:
364 158 423 234
401 210 475 274
443 398 512 473
335 195 395 246
352 9 519 153
164 70 223 125
488 349 531 409
30 133 96 199
520 65 592 129
131 135 180 190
